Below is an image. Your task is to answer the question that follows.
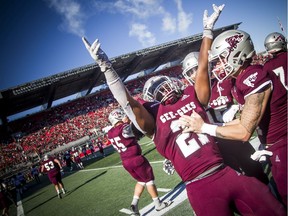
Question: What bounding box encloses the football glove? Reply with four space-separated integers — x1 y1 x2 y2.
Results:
82 37 112 72
203 4 225 39
163 159 175 175
250 150 273 162
222 104 239 123
60 169 64 176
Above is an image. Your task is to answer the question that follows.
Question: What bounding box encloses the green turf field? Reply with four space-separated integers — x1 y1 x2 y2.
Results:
8 136 272 216
11 137 194 216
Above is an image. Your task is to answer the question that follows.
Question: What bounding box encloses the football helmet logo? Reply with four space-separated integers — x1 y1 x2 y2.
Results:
209 30 255 82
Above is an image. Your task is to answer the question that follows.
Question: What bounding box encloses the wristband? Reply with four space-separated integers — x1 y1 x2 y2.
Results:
203 29 213 39
201 123 217 136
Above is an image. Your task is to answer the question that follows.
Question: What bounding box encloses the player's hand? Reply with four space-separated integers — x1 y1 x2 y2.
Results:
82 37 112 72
203 4 225 30
163 159 175 175
222 104 239 123
178 111 204 133
250 150 273 162
203 4 225 39
60 169 64 175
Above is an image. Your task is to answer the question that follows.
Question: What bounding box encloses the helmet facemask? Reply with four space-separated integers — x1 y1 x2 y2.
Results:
209 50 234 82
183 67 198 85
143 76 182 105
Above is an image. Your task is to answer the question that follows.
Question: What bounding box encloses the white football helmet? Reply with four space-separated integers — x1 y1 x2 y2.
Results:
209 30 255 82
43 154 49 161
264 32 287 53
142 75 183 105
182 52 199 84
108 108 126 126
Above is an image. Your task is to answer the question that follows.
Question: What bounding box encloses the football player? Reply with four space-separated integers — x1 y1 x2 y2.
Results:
40 154 66 199
180 29 287 207
82 4 286 215
71 147 84 169
182 51 269 185
263 32 287 90
107 108 171 215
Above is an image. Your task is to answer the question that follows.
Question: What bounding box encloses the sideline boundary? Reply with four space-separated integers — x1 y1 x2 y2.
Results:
120 183 187 216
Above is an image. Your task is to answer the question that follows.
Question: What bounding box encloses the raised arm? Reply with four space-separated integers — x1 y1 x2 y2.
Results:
196 4 225 106
82 38 155 137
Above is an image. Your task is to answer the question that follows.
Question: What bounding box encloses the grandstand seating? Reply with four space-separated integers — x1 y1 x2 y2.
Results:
0 65 183 177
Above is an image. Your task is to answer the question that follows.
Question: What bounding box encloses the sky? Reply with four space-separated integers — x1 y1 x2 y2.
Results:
0 0 287 119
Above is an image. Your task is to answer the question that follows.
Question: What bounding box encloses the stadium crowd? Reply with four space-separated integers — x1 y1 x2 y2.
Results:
0 49 275 178
0 0 286 213
0 66 183 178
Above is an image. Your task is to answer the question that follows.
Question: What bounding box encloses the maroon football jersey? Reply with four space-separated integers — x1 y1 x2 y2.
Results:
41 157 60 177
71 150 79 158
108 123 142 161
232 64 287 144
108 123 155 182
207 79 235 123
71 150 81 161
209 79 234 110
143 85 223 182
263 52 287 90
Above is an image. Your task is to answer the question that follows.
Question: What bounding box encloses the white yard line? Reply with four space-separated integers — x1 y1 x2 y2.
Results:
17 192 25 216
119 183 188 216
156 188 171 193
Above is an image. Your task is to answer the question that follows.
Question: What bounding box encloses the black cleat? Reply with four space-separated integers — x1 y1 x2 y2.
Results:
130 204 140 216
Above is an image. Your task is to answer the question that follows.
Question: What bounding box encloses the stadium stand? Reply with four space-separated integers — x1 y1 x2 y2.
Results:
0 23 241 179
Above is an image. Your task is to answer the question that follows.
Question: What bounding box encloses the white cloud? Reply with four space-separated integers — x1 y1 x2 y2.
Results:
129 23 156 47
162 13 176 34
90 0 193 45
46 0 86 37
175 0 193 34
113 0 165 19
92 0 165 18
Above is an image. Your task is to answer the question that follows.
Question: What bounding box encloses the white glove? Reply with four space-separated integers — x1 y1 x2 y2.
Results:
222 104 239 123
163 159 175 175
251 150 273 162
203 4 225 39
82 37 112 72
